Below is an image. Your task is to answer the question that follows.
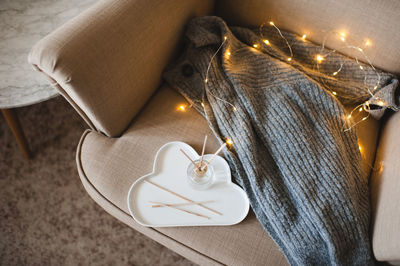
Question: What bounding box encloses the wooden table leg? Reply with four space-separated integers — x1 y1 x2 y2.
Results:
1 108 31 159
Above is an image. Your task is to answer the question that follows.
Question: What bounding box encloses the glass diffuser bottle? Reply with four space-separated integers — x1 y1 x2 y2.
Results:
187 159 214 190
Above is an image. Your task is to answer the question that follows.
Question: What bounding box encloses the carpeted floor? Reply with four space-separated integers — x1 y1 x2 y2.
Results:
0 96 195 265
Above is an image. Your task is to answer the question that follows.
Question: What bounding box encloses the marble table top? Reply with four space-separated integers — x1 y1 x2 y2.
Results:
0 0 97 109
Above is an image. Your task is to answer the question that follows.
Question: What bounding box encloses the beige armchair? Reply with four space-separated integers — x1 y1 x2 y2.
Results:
29 0 400 264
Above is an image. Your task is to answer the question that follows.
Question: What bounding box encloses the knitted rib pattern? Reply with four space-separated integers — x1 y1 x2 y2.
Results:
163 16 398 265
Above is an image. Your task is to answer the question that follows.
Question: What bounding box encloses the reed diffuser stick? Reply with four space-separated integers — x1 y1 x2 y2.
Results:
199 135 208 167
152 202 210 219
144 180 222 215
179 148 199 169
150 200 214 208
201 143 227 171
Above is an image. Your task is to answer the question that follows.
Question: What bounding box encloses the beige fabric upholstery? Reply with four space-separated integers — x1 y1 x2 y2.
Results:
29 0 214 137
216 0 400 74
76 132 222 266
30 0 399 263
78 85 288 265
77 84 381 265
370 111 400 264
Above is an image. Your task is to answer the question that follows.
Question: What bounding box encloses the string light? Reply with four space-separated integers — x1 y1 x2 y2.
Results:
203 35 238 112
260 21 385 131
339 32 346 41
314 29 384 131
190 19 388 135
315 54 324 63
259 21 294 61
177 104 186 111
377 100 385 106
377 161 384 174
260 22 386 132
226 138 233 146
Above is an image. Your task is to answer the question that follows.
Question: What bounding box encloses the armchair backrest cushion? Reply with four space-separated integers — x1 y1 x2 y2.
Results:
216 0 400 74
29 0 214 137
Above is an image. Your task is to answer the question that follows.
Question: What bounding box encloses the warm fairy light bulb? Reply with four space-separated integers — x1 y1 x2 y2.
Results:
339 32 346 42
201 102 205 108
233 106 237 111
224 36 227 40
373 86 378 90
347 114 352 119
263 39 270 45
287 57 292 61
315 54 324 63
205 78 208 83
359 107 363 112
378 161 384 174
365 40 371 46
226 138 233 145
358 47 363 52
269 21 274 26
361 117 367 121
359 65 364 70
358 144 363 153
377 100 385 106
253 44 259 48
301 34 307 40
177 104 186 111
333 72 338 76
332 91 337 95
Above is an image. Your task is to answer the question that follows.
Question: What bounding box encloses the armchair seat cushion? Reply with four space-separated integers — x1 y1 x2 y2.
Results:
76 84 380 265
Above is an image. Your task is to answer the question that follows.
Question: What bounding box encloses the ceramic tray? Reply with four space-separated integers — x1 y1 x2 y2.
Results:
127 141 249 227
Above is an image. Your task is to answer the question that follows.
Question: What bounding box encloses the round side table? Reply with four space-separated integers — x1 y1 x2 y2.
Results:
0 0 98 158
0 85 58 159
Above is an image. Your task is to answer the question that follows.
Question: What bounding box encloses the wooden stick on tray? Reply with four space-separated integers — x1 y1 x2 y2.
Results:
199 135 208 167
179 148 200 170
150 200 214 208
144 180 222 215
149 201 210 219
201 143 226 171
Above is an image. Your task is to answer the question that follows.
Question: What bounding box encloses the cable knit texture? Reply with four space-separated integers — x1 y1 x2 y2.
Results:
163 16 398 265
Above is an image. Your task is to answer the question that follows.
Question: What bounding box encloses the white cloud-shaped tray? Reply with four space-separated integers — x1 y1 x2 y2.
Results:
127 141 249 227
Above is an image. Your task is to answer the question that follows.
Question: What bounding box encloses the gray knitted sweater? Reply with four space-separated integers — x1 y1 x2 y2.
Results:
163 16 399 265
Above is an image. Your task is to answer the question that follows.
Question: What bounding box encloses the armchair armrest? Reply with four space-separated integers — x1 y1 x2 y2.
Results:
371 111 400 264
29 0 214 137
